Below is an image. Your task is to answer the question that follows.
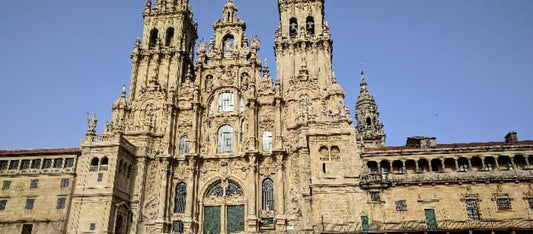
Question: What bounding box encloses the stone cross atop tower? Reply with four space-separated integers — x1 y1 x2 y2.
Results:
355 70 386 147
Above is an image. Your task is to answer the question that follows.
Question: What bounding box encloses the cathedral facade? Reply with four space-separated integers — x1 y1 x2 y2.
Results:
1 0 533 234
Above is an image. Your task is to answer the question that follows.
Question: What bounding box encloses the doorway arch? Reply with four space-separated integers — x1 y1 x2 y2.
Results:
202 179 245 234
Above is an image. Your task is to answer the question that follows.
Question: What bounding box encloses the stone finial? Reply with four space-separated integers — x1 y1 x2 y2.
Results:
86 113 98 136
121 85 127 98
263 58 270 77
360 68 367 92
144 0 152 12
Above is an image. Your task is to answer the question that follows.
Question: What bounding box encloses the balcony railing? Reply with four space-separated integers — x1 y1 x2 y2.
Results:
360 170 533 187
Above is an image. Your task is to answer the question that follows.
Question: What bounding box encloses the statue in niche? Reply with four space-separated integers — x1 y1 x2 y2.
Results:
205 75 213 90
241 73 249 91
224 36 234 55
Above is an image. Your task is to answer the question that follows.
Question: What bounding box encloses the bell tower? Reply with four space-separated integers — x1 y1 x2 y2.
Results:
129 0 197 100
355 70 386 147
274 0 333 92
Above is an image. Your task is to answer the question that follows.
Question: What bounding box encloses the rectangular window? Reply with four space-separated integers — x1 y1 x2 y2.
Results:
42 159 52 169
89 223 96 230
370 191 381 202
30 179 38 189
53 158 63 168
9 160 19 170
25 199 34 210
466 199 481 220
60 178 69 188
262 131 273 151
2 181 11 190
496 198 512 210
21 160 31 170
65 158 74 168
21 224 33 234
56 197 66 209
0 200 6 211
97 173 103 182
528 198 533 210
218 92 234 112
395 200 407 211
0 161 8 170
31 159 41 169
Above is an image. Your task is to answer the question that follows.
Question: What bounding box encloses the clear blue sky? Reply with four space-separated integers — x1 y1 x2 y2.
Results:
0 0 532 149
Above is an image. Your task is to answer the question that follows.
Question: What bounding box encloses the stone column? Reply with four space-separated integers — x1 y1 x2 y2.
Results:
129 55 140 98
153 158 171 232
190 103 199 154
274 153 286 231
184 157 197 233
130 157 147 234
246 154 258 232
274 96 283 149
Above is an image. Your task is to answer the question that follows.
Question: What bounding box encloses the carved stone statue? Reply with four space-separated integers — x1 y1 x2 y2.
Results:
86 113 97 136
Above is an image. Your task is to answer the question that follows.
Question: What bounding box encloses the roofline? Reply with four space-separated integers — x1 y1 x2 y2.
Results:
0 148 81 156
364 140 533 153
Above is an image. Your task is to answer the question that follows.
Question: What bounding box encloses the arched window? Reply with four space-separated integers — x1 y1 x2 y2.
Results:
306 16 315 35
149 28 159 48
226 180 243 197
91 157 99 166
262 131 273 151
289 18 298 37
218 92 234 112
100 157 109 171
217 125 234 153
366 117 372 126
174 182 186 213
90 157 99 171
330 146 340 160
262 178 274 211
165 27 174 46
179 136 189 155
206 181 223 197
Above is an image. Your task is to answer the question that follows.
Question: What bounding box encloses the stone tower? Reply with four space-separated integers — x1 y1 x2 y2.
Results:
67 0 198 233
275 0 333 92
274 0 359 231
355 70 386 148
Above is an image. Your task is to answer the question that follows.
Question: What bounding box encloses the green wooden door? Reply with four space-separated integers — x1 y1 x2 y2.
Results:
424 209 437 230
203 206 221 234
361 215 369 231
226 205 244 233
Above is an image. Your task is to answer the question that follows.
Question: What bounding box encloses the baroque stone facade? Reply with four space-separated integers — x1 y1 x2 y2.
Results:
1 0 533 234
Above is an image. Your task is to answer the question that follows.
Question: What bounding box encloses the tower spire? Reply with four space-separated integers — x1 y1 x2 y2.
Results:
355 69 386 147
360 68 367 92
